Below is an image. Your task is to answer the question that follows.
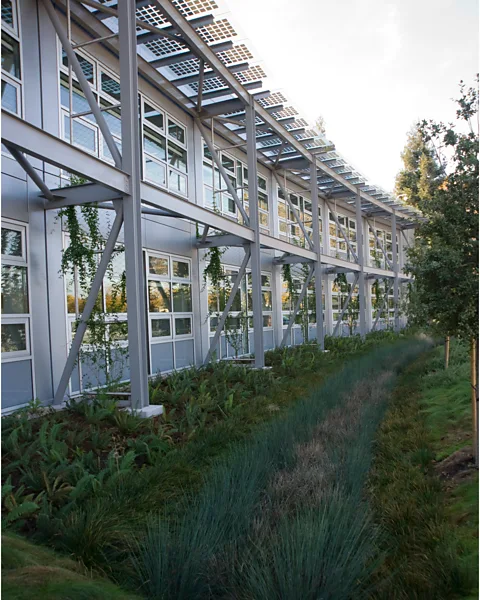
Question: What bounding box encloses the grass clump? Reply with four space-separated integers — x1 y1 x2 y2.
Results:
129 339 428 599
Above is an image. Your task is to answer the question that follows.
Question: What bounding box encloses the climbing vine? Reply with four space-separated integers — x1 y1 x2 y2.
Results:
58 175 128 391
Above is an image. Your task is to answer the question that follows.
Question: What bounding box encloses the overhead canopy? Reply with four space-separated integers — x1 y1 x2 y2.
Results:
69 0 421 226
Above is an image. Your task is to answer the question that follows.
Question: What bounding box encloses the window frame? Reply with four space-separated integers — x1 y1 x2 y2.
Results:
1 0 23 117
1 218 33 365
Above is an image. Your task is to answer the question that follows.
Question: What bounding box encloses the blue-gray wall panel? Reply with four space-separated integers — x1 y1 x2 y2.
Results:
151 342 174 375
2 360 33 408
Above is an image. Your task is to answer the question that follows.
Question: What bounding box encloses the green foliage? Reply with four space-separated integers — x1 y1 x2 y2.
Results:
397 77 479 339
129 339 428 599
58 175 128 390
368 344 477 599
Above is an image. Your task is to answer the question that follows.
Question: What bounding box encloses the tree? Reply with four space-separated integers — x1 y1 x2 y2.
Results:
397 76 479 461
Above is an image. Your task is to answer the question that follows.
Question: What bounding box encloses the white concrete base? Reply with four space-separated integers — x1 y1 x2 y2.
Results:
127 404 164 418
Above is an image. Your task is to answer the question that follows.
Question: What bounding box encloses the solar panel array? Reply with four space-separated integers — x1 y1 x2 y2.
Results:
83 0 421 223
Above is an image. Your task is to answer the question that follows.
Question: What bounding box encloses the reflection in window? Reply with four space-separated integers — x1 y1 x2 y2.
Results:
1 227 22 256
1 322 26 353
172 283 192 312
152 318 171 338
1 265 28 313
149 281 171 313
175 317 191 336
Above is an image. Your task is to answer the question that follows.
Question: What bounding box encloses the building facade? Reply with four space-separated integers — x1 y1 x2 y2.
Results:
1 0 416 413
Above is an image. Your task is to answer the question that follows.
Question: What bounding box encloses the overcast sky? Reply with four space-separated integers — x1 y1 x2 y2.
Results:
222 0 478 192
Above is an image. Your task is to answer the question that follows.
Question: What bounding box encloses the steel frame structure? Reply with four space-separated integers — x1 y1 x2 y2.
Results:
1 0 418 412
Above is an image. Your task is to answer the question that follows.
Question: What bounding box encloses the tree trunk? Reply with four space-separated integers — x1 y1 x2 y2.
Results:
444 336 450 369
471 338 478 466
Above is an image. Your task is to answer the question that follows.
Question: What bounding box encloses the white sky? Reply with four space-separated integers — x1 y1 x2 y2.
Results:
222 0 479 192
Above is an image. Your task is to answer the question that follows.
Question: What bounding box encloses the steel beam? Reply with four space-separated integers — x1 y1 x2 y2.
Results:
245 101 264 367
2 112 129 193
5 146 58 202
53 204 124 404
149 41 233 68
119 0 150 409
281 264 314 347
310 161 324 349
204 247 251 364
196 234 247 248
355 192 367 338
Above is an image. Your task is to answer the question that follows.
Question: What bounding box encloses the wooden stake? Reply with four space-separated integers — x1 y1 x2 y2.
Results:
471 337 478 466
445 336 450 370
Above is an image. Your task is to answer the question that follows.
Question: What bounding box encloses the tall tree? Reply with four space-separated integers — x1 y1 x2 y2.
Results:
397 77 479 461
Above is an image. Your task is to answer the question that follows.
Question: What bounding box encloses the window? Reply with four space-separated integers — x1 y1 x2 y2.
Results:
328 211 357 262
202 144 270 232
63 233 128 392
368 226 397 270
277 186 322 248
207 266 272 358
371 280 395 326
59 48 122 165
142 100 188 196
281 267 325 339
332 277 359 332
146 252 193 343
1 0 22 116
1 220 31 360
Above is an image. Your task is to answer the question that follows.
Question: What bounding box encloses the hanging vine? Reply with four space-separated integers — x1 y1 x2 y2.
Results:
58 175 128 391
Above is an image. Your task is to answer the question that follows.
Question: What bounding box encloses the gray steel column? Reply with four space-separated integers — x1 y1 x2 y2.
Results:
118 1 149 408
391 212 399 332
310 161 324 349
355 192 366 338
245 100 264 367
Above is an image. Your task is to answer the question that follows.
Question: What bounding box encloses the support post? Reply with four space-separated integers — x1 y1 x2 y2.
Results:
310 161 324 349
204 247 251 365
391 212 399 331
53 206 124 404
118 0 150 410
245 100 264 367
281 264 314 347
355 192 366 338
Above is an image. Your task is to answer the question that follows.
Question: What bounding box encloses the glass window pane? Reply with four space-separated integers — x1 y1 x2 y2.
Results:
262 291 272 311
144 127 166 161
172 260 189 279
65 269 75 314
222 194 235 215
105 251 127 313
149 256 169 276
1 32 20 78
1 227 22 256
168 118 185 144
175 317 191 336
258 192 268 211
1 79 17 113
1 322 26 353
172 283 192 312
144 102 164 130
62 50 94 84
258 176 267 191
261 274 271 287
145 158 166 187
168 169 187 195
101 71 120 100
168 141 187 173
1 265 27 313
101 100 122 137
222 154 235 173
64 116 96 152
102 137 122 163
2 1 14 27
263 314 272 328
108 321 128 341
152 318 170 338
149 281 171 312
